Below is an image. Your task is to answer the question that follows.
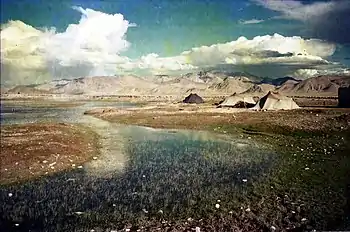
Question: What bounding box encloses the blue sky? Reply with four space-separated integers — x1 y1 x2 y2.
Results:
1 0 306 57
1 0 350 85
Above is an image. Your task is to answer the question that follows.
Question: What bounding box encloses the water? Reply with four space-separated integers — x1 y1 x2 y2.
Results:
0 100 276 231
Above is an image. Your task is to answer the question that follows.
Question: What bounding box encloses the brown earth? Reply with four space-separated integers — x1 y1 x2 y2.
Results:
86 104 350 134
0 123 99 184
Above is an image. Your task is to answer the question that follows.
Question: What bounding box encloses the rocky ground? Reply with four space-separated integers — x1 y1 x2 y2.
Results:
0 123 99 184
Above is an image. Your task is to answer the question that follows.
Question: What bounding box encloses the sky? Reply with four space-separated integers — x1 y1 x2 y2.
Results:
1 0 350 86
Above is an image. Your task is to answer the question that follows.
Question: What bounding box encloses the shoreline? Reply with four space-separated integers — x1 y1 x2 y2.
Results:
83 105 350 230
1 99 350 231
0 123 100 185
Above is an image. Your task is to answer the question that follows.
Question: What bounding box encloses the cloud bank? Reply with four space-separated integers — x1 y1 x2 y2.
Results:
253 0 350 44
0 6 346 86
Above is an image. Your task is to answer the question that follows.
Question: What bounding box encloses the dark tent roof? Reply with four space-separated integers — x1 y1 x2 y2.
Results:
183 93 204 104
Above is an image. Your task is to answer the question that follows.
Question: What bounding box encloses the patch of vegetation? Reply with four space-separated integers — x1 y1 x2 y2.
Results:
210 123 350 230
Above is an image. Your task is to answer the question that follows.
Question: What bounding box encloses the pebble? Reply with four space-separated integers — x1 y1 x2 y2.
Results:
125 229 130 232
92 157 98 160
42 160 48 164
8 193 13 197
271 226 276 230
72 164 76 167
15 224 19 227
305 167 310 170
49 162 56 167
195 227 201 232
217 199 221 202
245 208 251 212
242 179 248 182
301 218 307 222
142 175 146 178
77 165 83 169
215 204 220 209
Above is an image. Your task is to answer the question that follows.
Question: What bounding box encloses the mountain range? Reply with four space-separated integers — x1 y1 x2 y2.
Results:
2 71 350 97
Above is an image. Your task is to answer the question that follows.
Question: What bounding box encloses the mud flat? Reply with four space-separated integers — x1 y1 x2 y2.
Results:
0 123 99 184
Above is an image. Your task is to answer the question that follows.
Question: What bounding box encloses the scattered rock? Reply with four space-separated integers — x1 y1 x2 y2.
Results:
215 204 220 209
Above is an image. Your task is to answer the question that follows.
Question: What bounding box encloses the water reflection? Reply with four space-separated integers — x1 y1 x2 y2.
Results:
0 101 277 231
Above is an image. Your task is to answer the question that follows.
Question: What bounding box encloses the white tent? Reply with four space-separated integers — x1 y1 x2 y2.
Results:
251 91 299 110
219 93 256 108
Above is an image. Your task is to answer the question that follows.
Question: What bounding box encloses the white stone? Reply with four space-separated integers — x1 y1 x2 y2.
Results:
215 204 220 209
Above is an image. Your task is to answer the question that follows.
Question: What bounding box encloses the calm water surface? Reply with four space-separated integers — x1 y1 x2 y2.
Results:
0 100 277 231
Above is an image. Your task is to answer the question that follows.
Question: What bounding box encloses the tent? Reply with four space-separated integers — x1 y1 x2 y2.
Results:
182 93 204 104
218 93 256 108
338 87 350 108
251 91 299 110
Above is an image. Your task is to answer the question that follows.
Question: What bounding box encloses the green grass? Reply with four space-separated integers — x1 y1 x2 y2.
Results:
208 123 350 230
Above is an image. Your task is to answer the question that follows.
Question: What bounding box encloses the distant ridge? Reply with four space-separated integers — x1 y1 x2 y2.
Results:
3 72 350 97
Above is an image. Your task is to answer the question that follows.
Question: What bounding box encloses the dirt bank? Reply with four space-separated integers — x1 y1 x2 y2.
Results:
0 123 99 184
86 104 350 134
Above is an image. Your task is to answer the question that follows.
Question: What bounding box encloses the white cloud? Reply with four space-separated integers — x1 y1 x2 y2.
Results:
239 19 265 25
253 0 336 21
253 0 350 44
1 7 136 85
0 7 343 86
182 33 335 67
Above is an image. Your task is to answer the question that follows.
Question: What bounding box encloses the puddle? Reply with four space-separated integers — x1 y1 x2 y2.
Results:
0 101 277 230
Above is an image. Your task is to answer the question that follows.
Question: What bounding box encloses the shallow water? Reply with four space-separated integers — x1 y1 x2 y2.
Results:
0 100 277 231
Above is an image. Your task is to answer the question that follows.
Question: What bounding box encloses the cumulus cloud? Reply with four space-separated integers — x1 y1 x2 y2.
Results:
239 19 265 24
253 0 350 44
182 33 335 66
1 7 135 86
0 7 344 86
